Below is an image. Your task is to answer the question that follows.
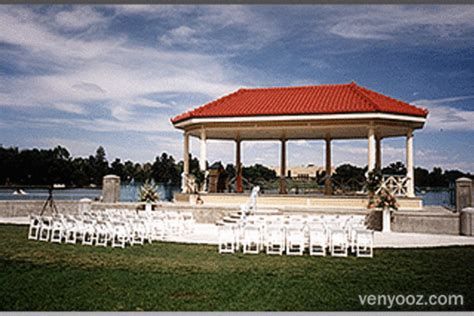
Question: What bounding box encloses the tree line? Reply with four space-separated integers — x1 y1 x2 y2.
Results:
0 145 471 188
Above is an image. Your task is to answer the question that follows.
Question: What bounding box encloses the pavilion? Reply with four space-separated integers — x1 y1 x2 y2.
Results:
171 82 429 210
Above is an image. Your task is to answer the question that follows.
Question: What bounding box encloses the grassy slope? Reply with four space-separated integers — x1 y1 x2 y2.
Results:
0 224 472 311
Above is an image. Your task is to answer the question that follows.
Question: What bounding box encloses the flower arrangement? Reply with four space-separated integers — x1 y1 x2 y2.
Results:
138 179 160 203
366 169 399 211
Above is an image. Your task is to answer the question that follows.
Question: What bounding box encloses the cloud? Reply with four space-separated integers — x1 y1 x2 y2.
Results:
72 82 106 94
54 6 107 30
50 103 85 115
324 6 474 42
413 96 474 131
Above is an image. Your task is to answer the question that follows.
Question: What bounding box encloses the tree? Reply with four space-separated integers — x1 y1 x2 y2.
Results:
152 153 181 186
110 158 125 180
382 161 407 175
242 164 277 184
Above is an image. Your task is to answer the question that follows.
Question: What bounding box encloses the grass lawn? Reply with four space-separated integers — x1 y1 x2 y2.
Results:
0 224 473 311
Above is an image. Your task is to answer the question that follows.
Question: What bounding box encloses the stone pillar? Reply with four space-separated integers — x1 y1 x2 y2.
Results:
324 137 333 195
367 127 376 172
456 177 472 212
182 132 190 193
280 139 287 194
236 139 243 193
200 128 207 171
375 136 382 170
102 175 120 203
406 129 415 197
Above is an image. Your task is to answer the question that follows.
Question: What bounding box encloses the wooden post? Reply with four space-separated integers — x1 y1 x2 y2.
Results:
280 139 287 194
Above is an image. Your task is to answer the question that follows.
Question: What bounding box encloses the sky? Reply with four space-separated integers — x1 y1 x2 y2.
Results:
0 5 473 172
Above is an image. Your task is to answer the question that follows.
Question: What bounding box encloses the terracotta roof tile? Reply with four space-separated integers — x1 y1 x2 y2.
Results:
171 82 428 124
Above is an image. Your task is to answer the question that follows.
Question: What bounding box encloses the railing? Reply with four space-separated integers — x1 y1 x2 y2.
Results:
203 173 411 197
375 175 409 197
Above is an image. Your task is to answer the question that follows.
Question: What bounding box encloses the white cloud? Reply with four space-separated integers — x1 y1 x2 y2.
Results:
50 103 85 115
325 6 474 41
413 96 474 131
54 6 107 30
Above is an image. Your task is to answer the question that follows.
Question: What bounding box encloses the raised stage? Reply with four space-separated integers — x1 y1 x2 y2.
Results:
174 193 424 211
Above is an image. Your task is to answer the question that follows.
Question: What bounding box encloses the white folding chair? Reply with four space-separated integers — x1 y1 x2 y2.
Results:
330 227 348 257
265 225 285 255
167 212 182 237
95 220 110 247
39 217 53 242
131 219 146 245
28 215 41 240
286 227 305 256
354 229 374 258
50 216 65 243
64 216 79 244
218 225 237 254
182 212 195 235
82 219 96 246
151 215 167 240
308 223 327 256
111 222 128 248
242 225 261 254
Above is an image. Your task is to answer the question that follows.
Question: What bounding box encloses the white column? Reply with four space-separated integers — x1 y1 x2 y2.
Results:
183 132 190 174
279 139 287 194
324 137 333 195
235 139 243 193
182 132 190 193
367 127 376 172
376 136 382 170
406 129 415 197
199 128 207 171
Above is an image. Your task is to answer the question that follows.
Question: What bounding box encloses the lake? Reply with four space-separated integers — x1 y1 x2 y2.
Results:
0 186 457 207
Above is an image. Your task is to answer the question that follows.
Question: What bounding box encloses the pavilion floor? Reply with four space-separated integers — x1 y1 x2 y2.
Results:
175 192 424 211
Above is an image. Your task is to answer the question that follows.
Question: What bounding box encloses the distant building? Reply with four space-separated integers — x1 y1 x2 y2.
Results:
271 164 335 180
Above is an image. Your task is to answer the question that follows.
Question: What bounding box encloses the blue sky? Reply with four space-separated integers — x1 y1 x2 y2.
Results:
0 5 473 171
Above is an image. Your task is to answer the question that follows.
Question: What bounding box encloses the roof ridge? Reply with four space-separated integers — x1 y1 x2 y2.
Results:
347 83 382 112
240 83 353 92
356 85 429 115
171 88 244 122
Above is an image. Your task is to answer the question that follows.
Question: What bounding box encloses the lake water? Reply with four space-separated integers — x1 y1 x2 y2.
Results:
0 186 458 206
0 184 180 202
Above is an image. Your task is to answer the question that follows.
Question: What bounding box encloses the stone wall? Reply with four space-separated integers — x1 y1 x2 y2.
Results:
0 200 82 217
392 210 460 235
0 200 235 224
0 200 460 235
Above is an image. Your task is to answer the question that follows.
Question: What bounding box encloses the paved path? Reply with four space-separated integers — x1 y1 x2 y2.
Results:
2 217 474 248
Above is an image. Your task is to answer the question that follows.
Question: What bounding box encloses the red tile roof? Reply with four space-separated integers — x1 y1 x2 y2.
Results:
171 82 428 124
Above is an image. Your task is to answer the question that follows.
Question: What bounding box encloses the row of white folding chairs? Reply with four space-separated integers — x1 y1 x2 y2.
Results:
28 211 196 248
85 209 196 238
243 214 365 230
103 209 196 236
218 221 374 258
28 214 153 248
241 215 366 246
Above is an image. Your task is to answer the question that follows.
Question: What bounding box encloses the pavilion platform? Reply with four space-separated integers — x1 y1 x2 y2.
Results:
175 192 424 211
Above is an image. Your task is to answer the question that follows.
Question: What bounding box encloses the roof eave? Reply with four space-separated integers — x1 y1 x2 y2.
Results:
173 112 427 129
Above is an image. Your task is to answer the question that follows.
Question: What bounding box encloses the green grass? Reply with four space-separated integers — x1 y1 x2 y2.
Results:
0 224 473 311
